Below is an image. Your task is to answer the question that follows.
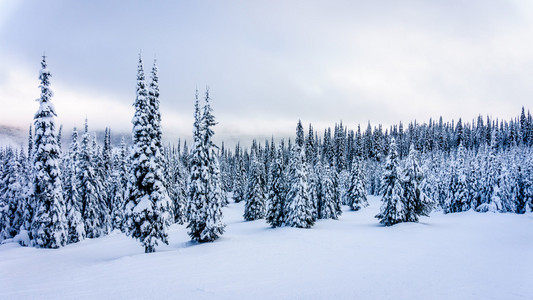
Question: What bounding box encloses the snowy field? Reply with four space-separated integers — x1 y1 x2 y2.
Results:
1 196 532 300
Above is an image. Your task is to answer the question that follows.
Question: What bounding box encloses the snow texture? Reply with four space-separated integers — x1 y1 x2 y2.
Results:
1 196 532 299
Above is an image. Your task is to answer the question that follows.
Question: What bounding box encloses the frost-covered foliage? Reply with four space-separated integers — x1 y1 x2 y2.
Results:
187 89 225 242
64 128 85 243
124 56 172 253
286 145 314 228
375 138 405 226
266 144 285 227
401 145 434 222
346 157 368 211
78 120 106 238
30 56 68 248
232 153 247 203
244 150 266 221
318 163 338 220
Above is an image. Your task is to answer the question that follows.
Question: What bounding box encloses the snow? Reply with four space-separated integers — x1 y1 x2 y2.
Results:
1 196 532 299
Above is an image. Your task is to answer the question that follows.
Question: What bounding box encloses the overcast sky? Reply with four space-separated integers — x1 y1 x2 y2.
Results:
1 0 533 145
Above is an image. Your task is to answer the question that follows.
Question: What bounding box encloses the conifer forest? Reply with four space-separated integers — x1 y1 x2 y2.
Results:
1 56 532 299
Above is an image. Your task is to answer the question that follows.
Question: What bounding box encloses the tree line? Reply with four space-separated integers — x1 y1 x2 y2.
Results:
0 56 532 252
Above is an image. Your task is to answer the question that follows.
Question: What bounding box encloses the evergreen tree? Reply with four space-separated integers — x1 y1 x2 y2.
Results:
346 157 368 211
476 139 502 212
110 138 129 230
0 148 23 240
169 155 188 225
124 56 172 253
232 155 247 203
187 89 226 242
244 150 266 220
445 143 470 213
266 144 285 227
401 145 433 221
78 120 104 238
64 128 85 243
286 145 314 228
318 163 338 219
30 55 68 248
375 138 405 226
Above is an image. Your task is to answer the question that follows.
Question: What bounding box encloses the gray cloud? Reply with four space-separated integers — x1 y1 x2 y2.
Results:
1 0 532 146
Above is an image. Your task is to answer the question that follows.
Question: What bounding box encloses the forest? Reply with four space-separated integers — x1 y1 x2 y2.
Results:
1 55 532 253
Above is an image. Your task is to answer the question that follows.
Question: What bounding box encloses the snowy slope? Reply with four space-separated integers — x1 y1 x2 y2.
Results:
1 196 532 300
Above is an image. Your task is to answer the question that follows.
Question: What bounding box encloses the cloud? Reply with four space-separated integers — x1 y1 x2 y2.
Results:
1 1 533 148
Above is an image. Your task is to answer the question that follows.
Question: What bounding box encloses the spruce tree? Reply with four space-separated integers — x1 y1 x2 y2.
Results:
30 55 68 248
318 163 339 219
110 138 129 230
286 145 314 228
244 149 266 220
401 145 433 221
375 138 405 226
445 143 469 213
232 155 247 203
124 56 172 253
187 89 226 242
347 157 368 211
266 144 285 227
0 148 22 241
78 120 104 238
64 128 85 243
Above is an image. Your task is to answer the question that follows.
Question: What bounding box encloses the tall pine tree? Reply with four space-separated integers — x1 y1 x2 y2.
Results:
30 55 68 248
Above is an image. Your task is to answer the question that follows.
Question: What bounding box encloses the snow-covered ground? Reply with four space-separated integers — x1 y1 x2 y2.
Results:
1 196 532 300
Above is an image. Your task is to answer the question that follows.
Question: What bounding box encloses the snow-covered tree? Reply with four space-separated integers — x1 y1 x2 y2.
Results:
401 145 434 222
285 145 314 228
64 128 85 243
375 138 405 226
30 55 68 248
445 143 470 213
476 140 502 212
169 154 188 225
244 149 266 221
266 144 285 227
0 148 23 241
77 120 105 238
187 89 225 242
124 56 172 253
318 163 339 220
346 157 368 211
232 155 247 203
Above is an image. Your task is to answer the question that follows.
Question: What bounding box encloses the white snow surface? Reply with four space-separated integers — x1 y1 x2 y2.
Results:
1 196 532 300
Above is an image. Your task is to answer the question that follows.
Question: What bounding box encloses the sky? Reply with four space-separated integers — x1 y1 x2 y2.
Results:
1 0 533 146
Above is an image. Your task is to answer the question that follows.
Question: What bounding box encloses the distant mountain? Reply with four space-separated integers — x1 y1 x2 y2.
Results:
0 125 26 149
0 124 132 149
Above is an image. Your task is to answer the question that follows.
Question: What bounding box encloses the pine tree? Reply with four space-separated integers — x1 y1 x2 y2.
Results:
476 138 502 212
232 155 247 203
187 89 226 242
30 55 68 248
375 138 405 226
169 155 188 225
266 144 285 227
0 148 23 241
347 157 368 211
401 145 433 222
110 138 129 230
318 163 339 219
445 143 469 213
64 128 85 243
286 145 314 228
244 149 266 220
78 120 104 238
124 56 172 253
